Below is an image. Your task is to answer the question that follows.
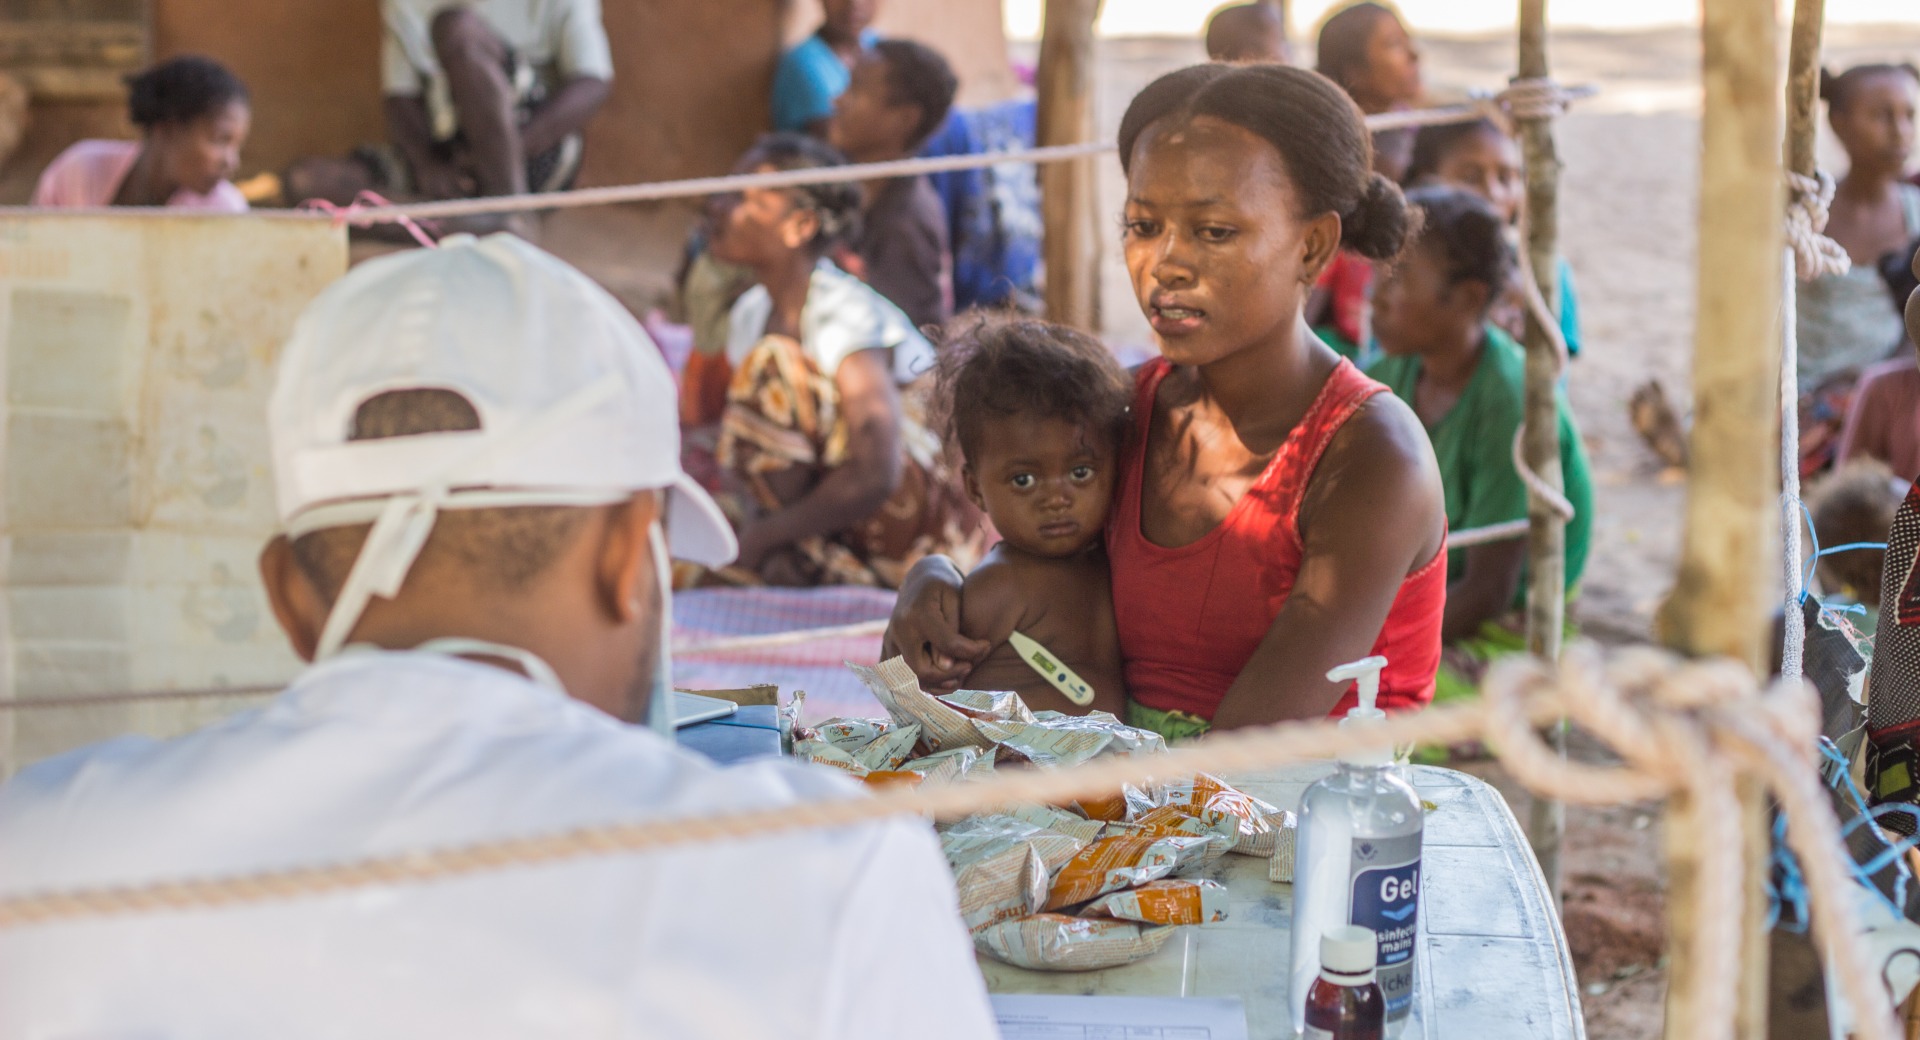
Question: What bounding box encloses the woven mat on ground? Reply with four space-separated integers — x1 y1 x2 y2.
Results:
671 586 893 723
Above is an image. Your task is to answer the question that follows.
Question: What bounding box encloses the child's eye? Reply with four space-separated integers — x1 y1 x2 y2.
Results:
1070 466 1096 482
1196 225 1237 244
1010 473 1037 489
1123 219 1159 239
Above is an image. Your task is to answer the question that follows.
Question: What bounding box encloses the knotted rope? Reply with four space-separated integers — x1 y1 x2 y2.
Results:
1786 170 1852 281
299 190 439 250
0 645 1897 1038
1497 78 1597 122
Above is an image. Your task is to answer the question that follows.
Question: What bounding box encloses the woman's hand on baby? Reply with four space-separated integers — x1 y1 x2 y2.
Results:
884 555 991 694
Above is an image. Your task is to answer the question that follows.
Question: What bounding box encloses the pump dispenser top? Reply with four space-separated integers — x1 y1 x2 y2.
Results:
1327 656 1391 767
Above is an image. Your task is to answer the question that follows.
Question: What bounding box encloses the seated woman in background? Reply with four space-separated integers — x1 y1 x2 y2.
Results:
701 132 985 589
1404 118 1584 358
1837 235 1920 479
1367 186 1593 703
1798 63 1920 476
1307 1 1425 358
33 56 250 212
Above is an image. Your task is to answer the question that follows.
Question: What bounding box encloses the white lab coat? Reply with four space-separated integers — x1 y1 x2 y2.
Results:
0 650 997 1039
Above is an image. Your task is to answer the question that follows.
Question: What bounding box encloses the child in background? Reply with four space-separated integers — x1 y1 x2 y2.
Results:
773 0 880 136
1798 63 1920 476
1809 459 1902 639
1315 1 1423 180
1306 3 1423 359
1404 118 1585 358
1367 186 1593 702
932 316 1131 716
827 38 959 331
1205 2 1290 65
34 56 250 212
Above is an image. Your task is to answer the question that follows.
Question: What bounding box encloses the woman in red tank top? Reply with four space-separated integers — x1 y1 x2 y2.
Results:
886 64 1447 735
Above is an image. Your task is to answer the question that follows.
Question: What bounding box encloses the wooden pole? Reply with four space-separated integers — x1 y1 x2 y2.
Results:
1514 0 1569 906
1520 0 1566 913
1036 0 1102 330
1655 0 1784 1035
1785 0 1826 183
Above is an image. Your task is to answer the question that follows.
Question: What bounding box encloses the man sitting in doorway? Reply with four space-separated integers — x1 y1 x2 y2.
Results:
774 0 881 136
828 38 958 331
0 235 997 1038
287 0 612 217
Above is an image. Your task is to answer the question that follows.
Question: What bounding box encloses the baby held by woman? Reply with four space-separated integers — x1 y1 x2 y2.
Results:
932 316 1131 716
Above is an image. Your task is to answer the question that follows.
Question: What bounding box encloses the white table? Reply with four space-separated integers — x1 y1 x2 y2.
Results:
980 764 1586 1039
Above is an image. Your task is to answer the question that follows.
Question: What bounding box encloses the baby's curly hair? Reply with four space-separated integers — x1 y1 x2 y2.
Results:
932 315 1132 463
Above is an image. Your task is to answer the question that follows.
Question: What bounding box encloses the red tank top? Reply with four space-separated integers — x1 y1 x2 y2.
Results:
1108 358 1445 720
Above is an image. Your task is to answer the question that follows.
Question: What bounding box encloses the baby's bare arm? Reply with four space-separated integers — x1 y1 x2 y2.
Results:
957 555 1030 650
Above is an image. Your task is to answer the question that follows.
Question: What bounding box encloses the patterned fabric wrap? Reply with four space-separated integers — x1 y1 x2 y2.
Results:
714 334 987 589
1864 482 1920 843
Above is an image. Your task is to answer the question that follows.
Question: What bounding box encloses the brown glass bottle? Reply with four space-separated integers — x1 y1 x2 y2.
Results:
1303 925 1386 1040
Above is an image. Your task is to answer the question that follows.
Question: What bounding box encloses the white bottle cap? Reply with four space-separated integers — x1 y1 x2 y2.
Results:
1321 925 1379 976
1328 655 1392 767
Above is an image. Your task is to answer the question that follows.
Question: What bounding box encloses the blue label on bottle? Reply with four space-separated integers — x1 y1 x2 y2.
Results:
1350 833 1421 1022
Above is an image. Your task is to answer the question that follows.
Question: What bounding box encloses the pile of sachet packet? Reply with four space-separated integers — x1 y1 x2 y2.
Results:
783 658 1299 971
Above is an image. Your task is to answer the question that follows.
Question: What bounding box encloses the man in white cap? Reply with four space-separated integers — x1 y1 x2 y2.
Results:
0 234 998 1038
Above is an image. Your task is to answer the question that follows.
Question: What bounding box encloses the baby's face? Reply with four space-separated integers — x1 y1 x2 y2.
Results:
964 415 1116 559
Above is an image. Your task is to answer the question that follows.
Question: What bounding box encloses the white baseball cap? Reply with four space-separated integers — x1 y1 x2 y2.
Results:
269 233 736 657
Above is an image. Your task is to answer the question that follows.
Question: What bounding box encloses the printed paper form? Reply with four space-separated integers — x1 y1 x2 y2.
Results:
991 994 1249 1039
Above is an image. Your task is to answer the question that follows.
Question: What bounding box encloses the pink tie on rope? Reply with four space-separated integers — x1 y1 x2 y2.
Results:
299 190 440 250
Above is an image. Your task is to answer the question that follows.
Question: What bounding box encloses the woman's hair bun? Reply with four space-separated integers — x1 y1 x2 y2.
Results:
1342 172 1417 262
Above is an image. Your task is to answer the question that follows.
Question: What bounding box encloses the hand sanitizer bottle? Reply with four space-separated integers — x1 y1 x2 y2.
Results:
1288 656 1423 1038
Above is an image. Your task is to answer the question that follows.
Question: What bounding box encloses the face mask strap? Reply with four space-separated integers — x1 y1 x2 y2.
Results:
646 519 677 737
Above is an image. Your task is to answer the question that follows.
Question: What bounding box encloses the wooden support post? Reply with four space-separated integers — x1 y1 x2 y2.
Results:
1036 0 1101 330
1514 0 1569 905
1785 0 1826 183
1656 0 1785 1036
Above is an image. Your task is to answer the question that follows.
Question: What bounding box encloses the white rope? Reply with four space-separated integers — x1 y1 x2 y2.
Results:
1365 100 1501 132
1496 79 1599 122
1785 170 1853 282
320 95 1594 226
337 143 1112 223
1781 246 1807 682
0 620 895 710
1449 519 1533 549
0 644 1897 1039
674 619 887 657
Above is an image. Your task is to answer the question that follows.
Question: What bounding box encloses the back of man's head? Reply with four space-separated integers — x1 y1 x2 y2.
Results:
262 234 735 721
872 39 958 151
287 389 589 605
1206 2 1289 64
